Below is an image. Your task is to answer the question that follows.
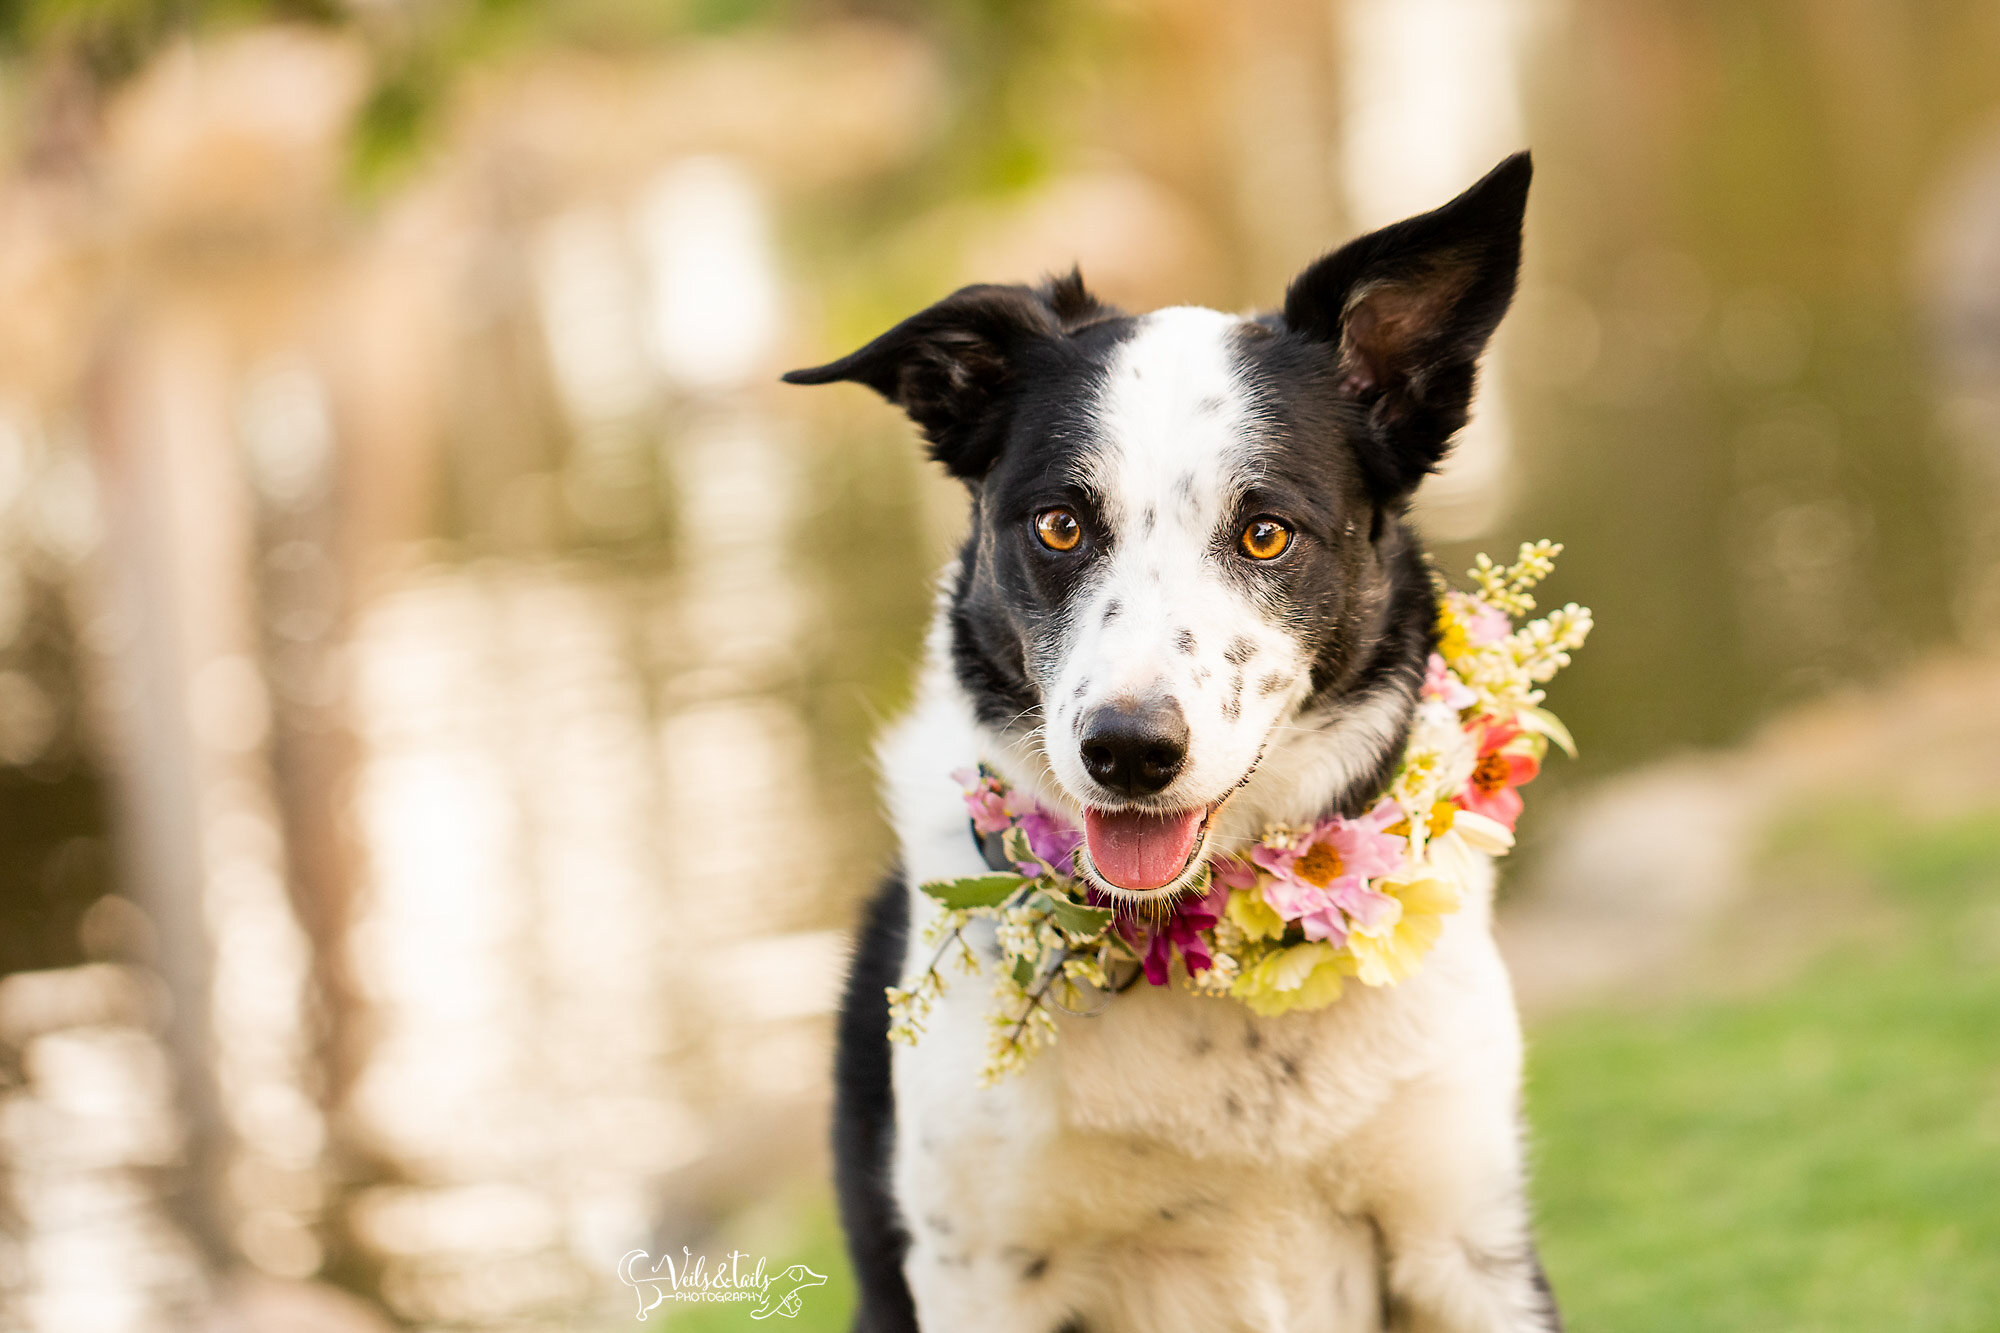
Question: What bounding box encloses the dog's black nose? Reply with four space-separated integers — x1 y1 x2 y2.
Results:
1080 698 1189 797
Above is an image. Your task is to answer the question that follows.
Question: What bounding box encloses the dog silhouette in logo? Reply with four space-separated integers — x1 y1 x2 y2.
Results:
749 1264 827 1320
617 1249 673 1320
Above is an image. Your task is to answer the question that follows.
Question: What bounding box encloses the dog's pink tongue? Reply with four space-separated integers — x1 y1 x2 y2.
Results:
1083 807 1204 891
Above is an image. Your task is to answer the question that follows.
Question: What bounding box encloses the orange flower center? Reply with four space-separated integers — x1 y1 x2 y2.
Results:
1295 841 1344 887
1471 752 1512 795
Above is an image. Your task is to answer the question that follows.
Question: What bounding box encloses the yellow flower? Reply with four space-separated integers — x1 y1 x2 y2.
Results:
1348 877 1460 987
1230 941 1352 1016
1435 602 1472 665
1225 885 1286 941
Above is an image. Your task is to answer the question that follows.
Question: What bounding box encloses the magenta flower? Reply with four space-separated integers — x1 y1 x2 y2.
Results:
1116 878 1229 986
1017 807 1084 876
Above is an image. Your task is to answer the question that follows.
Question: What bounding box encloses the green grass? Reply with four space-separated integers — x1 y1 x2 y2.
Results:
648 1191 854 1332
646 811 2000 1331
1530 810 2000 1330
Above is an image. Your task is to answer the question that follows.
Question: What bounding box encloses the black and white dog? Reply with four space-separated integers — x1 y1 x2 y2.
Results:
786 153 1560 1333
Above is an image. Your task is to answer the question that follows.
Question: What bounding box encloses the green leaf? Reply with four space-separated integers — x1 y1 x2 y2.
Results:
1001 827 1035 868
1519 705 1578 758
920 873 1027 910
1012 955 1035 988
1048 898 1114 938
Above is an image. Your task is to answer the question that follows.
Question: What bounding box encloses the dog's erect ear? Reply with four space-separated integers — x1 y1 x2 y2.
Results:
784 273 1105 479
1283 151 1531 501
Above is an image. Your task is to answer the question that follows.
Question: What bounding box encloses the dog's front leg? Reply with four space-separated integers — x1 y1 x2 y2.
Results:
1358 1070 1563 1333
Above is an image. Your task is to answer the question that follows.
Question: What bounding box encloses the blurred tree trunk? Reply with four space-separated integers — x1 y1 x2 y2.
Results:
85 309 243 1274
72 30 382 1298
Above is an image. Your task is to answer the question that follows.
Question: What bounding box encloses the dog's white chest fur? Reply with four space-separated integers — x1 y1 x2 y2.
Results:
880 666 1534 1333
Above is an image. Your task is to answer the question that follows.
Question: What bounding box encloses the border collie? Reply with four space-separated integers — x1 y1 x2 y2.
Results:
785 153 1560 1333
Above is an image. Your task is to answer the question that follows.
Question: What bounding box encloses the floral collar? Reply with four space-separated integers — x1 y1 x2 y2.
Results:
889 542 1593 1084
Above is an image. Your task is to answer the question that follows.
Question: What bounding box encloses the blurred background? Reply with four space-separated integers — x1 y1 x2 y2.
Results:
0 0 1996 1329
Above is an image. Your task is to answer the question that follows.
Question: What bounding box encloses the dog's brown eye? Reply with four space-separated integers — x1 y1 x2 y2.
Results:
1240 518 1291 560
1035 508 1082 552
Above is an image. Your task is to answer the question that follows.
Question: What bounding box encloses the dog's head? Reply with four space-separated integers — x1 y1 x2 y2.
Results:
787 154 1529 900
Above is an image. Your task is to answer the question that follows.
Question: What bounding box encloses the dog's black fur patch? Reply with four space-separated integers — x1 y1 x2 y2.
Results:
1528 1247 1565 1331
832 873 920 1333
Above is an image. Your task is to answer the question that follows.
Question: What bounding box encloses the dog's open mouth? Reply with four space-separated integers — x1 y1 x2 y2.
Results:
1081 803 1215 895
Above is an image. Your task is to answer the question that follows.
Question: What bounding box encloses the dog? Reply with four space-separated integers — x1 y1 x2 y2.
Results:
785 152 1561 1333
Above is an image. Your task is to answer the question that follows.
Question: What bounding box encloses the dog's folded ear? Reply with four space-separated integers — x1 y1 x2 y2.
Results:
784 273 1104 479
1283 151 1531 502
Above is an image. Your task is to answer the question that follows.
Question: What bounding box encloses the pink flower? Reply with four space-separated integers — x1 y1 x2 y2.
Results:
1325 799 1408 879
1457 719 1540 831
966 787 1014 835
1294 898 1349 945
955 768 1017 835
1422 652 1478 711
1328 879 1401 934
1248 800 1407 945
1450 591 1511 646
1256 868 1334 935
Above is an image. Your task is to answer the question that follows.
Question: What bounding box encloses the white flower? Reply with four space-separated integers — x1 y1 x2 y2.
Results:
1448 808 1515 855
1397 703 1477 797
1259 824 1302 851
1421 807 1514 888
1189 952 1239 993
